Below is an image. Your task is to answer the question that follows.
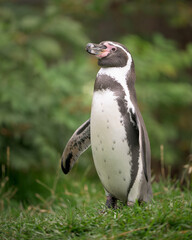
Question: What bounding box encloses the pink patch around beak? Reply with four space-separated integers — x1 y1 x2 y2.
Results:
96 50 110 59
96 42 117 59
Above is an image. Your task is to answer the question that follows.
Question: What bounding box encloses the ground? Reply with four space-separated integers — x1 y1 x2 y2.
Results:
0 171 191 240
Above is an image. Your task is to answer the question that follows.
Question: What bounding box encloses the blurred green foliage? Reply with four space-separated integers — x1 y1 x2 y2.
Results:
122 35 192 164
0 0 191 181
0 2 92 170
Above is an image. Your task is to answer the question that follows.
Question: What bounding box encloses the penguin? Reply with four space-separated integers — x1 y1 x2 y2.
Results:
61 41 152 208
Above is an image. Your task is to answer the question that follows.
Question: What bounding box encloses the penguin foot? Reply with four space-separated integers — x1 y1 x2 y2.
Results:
106 196 117 209
127 201 135 207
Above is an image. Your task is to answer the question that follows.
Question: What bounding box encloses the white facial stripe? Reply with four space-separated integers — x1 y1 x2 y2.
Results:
97 42 135 113
103 41 132 70
108 42 131 56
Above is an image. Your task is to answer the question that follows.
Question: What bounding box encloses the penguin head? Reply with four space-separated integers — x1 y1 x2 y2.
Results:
86 41 130 68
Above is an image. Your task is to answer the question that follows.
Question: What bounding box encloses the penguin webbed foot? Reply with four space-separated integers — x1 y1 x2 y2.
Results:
127 199 146 207
127 201 135 207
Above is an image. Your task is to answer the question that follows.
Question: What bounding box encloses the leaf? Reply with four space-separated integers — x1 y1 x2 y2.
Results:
29 36 62 59
43 16 89 47
19 15 42 32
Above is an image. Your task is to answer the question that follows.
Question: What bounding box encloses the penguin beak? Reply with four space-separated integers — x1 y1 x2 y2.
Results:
86 43 107 57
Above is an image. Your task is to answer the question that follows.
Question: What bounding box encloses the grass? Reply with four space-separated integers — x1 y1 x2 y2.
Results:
0 168 192 240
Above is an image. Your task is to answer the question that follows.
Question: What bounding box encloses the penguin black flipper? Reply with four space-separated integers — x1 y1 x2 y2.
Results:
61 119 91 174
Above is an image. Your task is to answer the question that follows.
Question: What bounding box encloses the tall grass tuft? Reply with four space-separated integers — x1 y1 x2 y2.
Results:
0 147 17 210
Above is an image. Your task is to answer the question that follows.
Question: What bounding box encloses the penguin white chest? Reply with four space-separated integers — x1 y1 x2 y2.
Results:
91 89 132 202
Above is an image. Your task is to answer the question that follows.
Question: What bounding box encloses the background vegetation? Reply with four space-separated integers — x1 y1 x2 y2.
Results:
0 1 191 238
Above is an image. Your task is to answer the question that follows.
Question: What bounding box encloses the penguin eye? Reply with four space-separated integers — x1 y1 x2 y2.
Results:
112 47 116 52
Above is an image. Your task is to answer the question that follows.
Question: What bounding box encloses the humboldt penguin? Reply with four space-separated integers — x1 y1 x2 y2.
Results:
61 41 152 208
